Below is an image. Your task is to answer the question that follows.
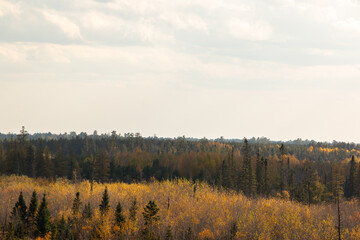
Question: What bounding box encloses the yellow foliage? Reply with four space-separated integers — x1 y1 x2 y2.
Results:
0 175 358 240
198 228 215 239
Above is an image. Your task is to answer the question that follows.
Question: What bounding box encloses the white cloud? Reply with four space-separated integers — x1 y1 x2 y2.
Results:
227 18 273 41
160 12 208 33
82 11 173 42
40 9 83 40
333 18 360 33
0 0 21 18
306 48 335 56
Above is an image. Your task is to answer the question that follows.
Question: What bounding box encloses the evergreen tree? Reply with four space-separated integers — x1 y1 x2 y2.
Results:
344 156 356 198
35 194 52 237
255 149 265 195
264 158 269 195
239 139 256 196
72 192 81 215
142 200 160 225
11 191 28 223
11 191 28 238
28 190 38 237
142 200 160 240
114 202 125 227
54 147 69 178
99 187 110 215
221 156 234 189
25 145 35 177
278 144 287 192
35 140 45 178
95 150 110 183
28 190 38 221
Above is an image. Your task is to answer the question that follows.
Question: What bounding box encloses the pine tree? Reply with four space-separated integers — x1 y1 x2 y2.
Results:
222 152 234 189
255 149 265 195
54 147 69 178
264 158 269 196
11 191 28 223
142 200 160 225
114 202 125 227
25 145 35 177
278 144 287 192
95 150 110 183
35 194 52 237
11 191 28 238
28 190 38 237
72 192 82 215
142 200 160 240
99 187 110 215
240 139 256 196
344 156 356 198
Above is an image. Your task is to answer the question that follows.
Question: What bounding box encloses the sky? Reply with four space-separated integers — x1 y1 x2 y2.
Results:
1 0 360 142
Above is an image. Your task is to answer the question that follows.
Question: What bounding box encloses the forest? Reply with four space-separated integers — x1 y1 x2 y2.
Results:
1 127 360 239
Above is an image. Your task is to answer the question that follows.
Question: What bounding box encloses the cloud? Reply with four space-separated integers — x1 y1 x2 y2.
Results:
333 18 360 33
0 0 21 18
40 8 83 40
227 18 273 41
82 11 173 42
159 12 208 33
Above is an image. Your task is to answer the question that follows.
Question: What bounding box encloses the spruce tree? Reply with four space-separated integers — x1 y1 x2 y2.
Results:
99 187 110 215
142 200 160 225
25 145 35 177
72 192 81 215
344 156 356 198
11 191 28 238
255 149 265 195
95 150 110 183
240 139 256 196
11 191 28 223
142 200 160 240
35 194 52 237
28 190 38 237
114 202 125 227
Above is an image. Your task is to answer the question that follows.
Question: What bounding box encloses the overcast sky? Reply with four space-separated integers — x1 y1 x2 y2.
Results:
1 0 360 142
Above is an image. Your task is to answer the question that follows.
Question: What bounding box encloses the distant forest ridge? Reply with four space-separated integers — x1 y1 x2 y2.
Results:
0 129 356 146
2 127 360 204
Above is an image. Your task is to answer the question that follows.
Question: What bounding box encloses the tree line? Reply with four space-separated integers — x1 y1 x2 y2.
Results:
0 127 359 204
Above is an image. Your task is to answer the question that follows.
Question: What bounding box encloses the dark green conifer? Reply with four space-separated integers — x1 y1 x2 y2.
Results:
345 156 356 198
142 200 160 225
72 192 81 215
11 191 28 238
115 202 125 227
99 187 110 215
11 191 28 223
35 194 52 237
